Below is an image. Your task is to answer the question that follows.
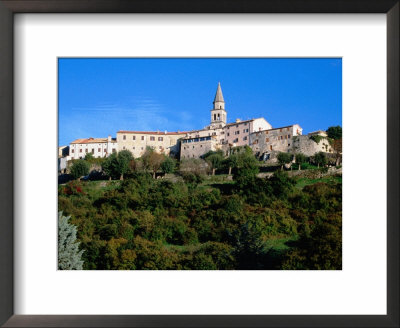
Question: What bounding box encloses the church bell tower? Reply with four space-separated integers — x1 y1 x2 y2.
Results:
210 82 227 126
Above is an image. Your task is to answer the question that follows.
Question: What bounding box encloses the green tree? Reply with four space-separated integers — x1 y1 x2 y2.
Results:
232 222 265 269
58 212 84 270
295 153 307 170
233 152 259 189
313 151 327 168
84 152 94 161
161 157 175 174
101 150 133 180
117 150 134 180
326 126 342 140
223 153 239 175
70 159 90 179
277 152 292 170
205 153 224 175
141 150 165 178
269 170 296 199
102 152 118 180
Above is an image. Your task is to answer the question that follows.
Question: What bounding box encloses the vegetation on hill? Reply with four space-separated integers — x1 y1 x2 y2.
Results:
58 148 342 270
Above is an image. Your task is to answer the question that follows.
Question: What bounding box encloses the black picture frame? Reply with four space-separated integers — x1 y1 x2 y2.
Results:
0 1 398 327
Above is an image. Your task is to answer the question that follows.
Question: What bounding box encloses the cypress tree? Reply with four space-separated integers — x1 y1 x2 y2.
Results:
58 212 84 270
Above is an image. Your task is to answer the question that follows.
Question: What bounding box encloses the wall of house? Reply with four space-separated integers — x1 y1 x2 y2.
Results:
180 136 219 159
291 135 333 156
224 120 252 147
69 141 116 160
250 126 332 161
117 132 185 158
251 118 272 133
250 124 303 156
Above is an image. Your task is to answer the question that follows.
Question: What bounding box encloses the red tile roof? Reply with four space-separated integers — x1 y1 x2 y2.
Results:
70 138 116 144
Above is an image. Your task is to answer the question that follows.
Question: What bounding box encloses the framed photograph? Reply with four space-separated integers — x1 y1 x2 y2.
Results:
0 0 398 327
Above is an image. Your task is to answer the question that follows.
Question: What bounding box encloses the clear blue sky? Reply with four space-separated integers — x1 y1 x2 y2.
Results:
58 58 342 146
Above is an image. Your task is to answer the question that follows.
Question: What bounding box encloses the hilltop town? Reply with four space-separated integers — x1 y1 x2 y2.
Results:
59 83 336 173
58 83 342 271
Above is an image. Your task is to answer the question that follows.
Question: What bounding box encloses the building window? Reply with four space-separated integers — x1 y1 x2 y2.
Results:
71 149 74 153
133 136 136 140
266 138 269 142
91 149 94 153
193 146 195 148
288 135 291 139
243 129 246 133
123 135 126 140
254 139 258 144
98 148 101 152
112 149 116 153
287 127 290 131
150 136 155 141
159 146 162 150
158 137 163 141
79 149 82 153
212 132 216 136
227 133 230 136
141 147 144 150
133 147 135 150
235 131 240 135
123 146 126 150
233 138 238 143
243 136 247 141
270 145 273 150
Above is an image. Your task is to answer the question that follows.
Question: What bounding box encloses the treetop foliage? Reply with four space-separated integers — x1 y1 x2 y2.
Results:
326 126 342 140
70 159 90 179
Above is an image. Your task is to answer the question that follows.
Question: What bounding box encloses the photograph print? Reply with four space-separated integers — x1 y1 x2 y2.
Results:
58 58 342 270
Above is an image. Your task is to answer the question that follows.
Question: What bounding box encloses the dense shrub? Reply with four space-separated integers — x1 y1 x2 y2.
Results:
59 163 342 270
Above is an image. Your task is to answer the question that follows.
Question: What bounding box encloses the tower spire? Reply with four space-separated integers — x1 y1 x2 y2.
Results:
210 82 227 125
213 82 225 104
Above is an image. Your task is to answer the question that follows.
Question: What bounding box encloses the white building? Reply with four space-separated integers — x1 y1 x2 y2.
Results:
68 136 117 160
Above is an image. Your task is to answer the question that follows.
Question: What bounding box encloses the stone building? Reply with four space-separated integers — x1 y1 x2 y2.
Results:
250 124 303 155
68 136 117 160
116 130 187 158
224 118 271 147
180 83 272 159
291 134 333 156
181 136 220 159
250 125 333 161
308 130 328 137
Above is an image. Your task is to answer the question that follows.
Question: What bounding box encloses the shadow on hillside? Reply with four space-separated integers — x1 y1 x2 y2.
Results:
209 183 235 195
